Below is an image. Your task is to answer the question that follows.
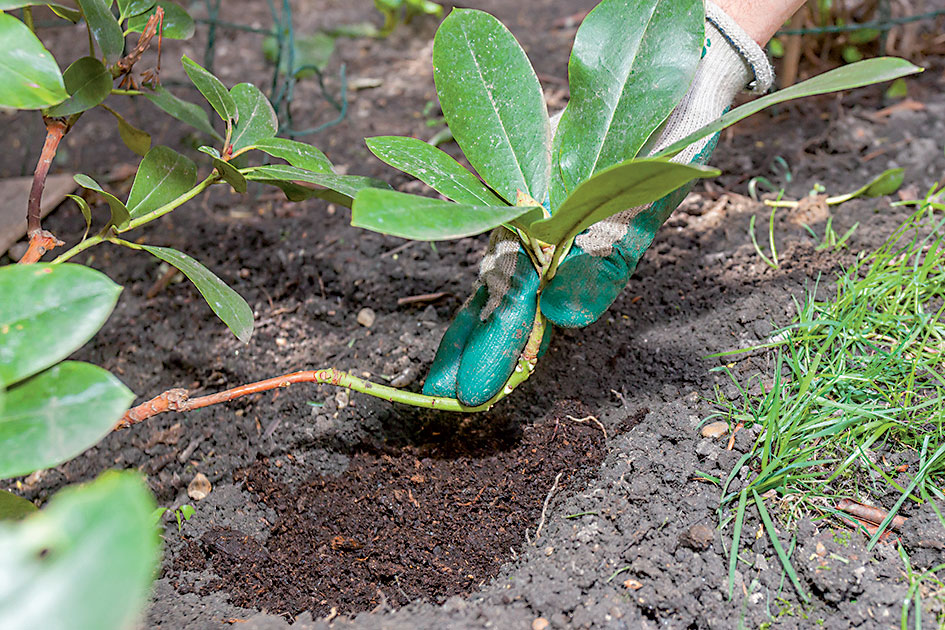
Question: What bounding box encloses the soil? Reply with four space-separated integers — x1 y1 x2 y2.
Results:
3 1 945 629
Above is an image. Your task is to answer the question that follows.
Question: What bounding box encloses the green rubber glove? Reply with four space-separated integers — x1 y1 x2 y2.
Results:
423 233 550 407
423 3 774 406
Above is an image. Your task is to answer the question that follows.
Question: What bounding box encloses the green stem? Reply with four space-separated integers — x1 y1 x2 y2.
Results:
22 6 34 32
112 88 145 96
122 174 220 232
50 233 104 264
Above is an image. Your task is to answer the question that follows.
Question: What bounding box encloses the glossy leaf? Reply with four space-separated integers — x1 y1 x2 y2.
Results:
0 264 121 388
48 3 82 21
0 13 68 109
656 57 924 159
262 32 335 78
74 173 130 229
126 1 194 39
126 146 197 220
116 0 155 20
198 146 246 193
432 9 550 204
0 472 159 630
0 490 36 521
77 0 124 63
244 164 390 200
139 245 253 343
0 1 81 21
352 188 540 240
366 135 504 206
144 85 222 140
251 137 333 173
101 104 151 156
828 167 904 204
0 362 133 478
551 0 702 209
529 158 719 246
229 83 278 151
181 55 235 122
44 56 111 117
65 194 92 236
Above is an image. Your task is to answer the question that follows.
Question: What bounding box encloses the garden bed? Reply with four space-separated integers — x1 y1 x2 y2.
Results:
4 1 945 628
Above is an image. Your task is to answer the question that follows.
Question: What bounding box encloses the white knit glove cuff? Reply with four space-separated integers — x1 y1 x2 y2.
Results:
705 1 775 94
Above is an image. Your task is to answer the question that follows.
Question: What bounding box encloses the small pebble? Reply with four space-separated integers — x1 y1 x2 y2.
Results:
623 578 643 590
187 473 211 501
335 389 349 409
357 308 376 327
679 523 714 550
700 421 728 439
532 618 550 630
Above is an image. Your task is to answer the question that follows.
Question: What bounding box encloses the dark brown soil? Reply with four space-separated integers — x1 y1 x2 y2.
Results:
171 404 608 617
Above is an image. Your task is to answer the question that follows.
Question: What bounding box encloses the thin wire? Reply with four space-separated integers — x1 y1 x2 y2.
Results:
195 0 347 138
775 9 945 36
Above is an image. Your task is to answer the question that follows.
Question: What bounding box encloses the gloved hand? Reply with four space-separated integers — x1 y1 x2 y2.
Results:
423 2 774 407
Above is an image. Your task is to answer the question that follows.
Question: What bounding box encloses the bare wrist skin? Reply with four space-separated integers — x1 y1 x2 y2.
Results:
713 0 807 45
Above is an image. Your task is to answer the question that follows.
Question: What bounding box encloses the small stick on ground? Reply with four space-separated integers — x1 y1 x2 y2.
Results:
566 414 607 440
533 472 564 545
726 422 744 451
836 498 908 531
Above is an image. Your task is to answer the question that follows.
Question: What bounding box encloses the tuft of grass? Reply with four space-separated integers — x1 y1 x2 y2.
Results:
711 184 945 602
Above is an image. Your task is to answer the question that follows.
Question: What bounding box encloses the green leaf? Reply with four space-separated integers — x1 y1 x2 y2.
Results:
551 0 703 209
0 264 121 388
198 146 246 193
143 85 222 140
528 158 719 246
656 58 924 159
884 77 908 100
77 0 124 63
250 137 333 173
138 245 253 343
126 146 197 220
229 83 278 151
116 0 154 20
44 56 111 117
352 188 540 240
65 193 92 235
126 0 194 39
262 32 335 78
0 1 81 22
753 489 809 602
827 167 904 205
100 104 151 156
432 9 550 204
366 135 504 206
406 0 442 18
0 362 133 478
74 173 130 229
0 490 36 521
0 13 68 109
244 164 390 200
0 472 159 629
181 54 235 122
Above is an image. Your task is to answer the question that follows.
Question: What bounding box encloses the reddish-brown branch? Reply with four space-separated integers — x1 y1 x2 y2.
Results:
836 498 908 531
115 7 164 87
18 119 68 264
115 370 333 430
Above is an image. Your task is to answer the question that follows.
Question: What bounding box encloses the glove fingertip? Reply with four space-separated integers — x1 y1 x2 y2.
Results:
422 286 489 400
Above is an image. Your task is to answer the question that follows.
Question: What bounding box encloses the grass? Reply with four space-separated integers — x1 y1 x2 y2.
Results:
707 185 945 613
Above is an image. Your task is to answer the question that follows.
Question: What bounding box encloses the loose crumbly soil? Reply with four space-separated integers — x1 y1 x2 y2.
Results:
4 1 945 628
